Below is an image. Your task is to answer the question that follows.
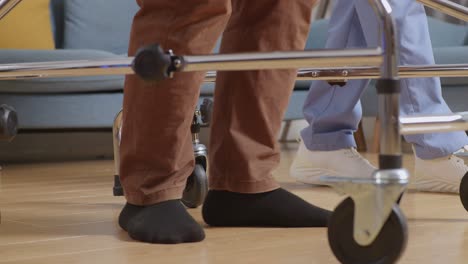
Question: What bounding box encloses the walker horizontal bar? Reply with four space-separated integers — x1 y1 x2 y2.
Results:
1 57 467 82
1 59 467 81
297 64 468 80
400 112 468 135
180 48 383 72
205 64 468 82
0 48 384 80
417 0 468 22
130 46 387 81
0 58 134 80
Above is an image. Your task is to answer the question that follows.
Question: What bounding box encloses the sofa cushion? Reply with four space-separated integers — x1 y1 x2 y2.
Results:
0 93 215 129
0 49 125 93
0 0 55 49
306 18 468 50
0 93 123 129
63 0 139 55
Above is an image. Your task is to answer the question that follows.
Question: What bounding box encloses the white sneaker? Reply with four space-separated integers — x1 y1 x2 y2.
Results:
410 146 468 193
290 140 377 185
454 145 468 160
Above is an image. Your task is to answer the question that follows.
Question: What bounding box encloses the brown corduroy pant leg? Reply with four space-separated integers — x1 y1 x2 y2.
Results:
120 0 231 205
209 0 316 192
120 0 317 205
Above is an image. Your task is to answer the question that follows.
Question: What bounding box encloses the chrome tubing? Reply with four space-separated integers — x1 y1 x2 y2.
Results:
0 49 383 80
0 58 134 80
418 0 468 21
180 48 383 72
1 60 466 81
296 64 468 81
370 0 402 159
206 64 468 82
0 0 22 20
400 112 468 135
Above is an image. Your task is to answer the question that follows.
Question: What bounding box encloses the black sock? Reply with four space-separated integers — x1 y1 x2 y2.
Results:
126 200 205 244
118 203 145 231
202 188 330 227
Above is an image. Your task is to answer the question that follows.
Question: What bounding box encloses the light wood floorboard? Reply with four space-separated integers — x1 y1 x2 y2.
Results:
0 143 467 263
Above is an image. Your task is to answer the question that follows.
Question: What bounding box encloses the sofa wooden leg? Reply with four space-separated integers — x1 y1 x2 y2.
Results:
354 121 367 152
371 117 380 153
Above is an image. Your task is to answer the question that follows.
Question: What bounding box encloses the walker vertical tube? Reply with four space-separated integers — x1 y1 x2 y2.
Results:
371 0 402 169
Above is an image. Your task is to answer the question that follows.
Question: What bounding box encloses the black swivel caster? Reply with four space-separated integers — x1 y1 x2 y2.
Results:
113 175 124 196
181 100 210 208
182 163 208 208
459 172 468 212
112 163 208 209
328 197 408 264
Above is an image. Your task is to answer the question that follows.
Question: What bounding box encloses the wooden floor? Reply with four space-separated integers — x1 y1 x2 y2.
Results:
0 143 467 264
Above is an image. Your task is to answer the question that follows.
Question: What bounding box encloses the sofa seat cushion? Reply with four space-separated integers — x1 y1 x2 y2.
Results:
0 92 123 129
0 49 125 93
63 0 139 55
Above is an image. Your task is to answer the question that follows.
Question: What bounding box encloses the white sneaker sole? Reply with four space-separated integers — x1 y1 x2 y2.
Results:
290 167 342 186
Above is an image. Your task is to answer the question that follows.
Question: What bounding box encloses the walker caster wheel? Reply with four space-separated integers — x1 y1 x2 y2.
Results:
328 198 408 264
0 105 18 141
182 164 208 208
459 172 468 212
113 175 124 196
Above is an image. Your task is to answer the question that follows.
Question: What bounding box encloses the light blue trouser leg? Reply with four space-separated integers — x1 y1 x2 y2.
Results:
301 0 468 159
301 0 369 151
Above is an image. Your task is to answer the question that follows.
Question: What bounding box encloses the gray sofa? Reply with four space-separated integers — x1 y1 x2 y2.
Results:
0 0 466 160
0 0 137 130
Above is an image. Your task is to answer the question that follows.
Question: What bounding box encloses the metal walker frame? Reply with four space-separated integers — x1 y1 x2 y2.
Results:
0 0 467 262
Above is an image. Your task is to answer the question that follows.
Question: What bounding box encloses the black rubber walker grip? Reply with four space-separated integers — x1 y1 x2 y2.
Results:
379 155 402 170
132 44 173 82
376 79 400 94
